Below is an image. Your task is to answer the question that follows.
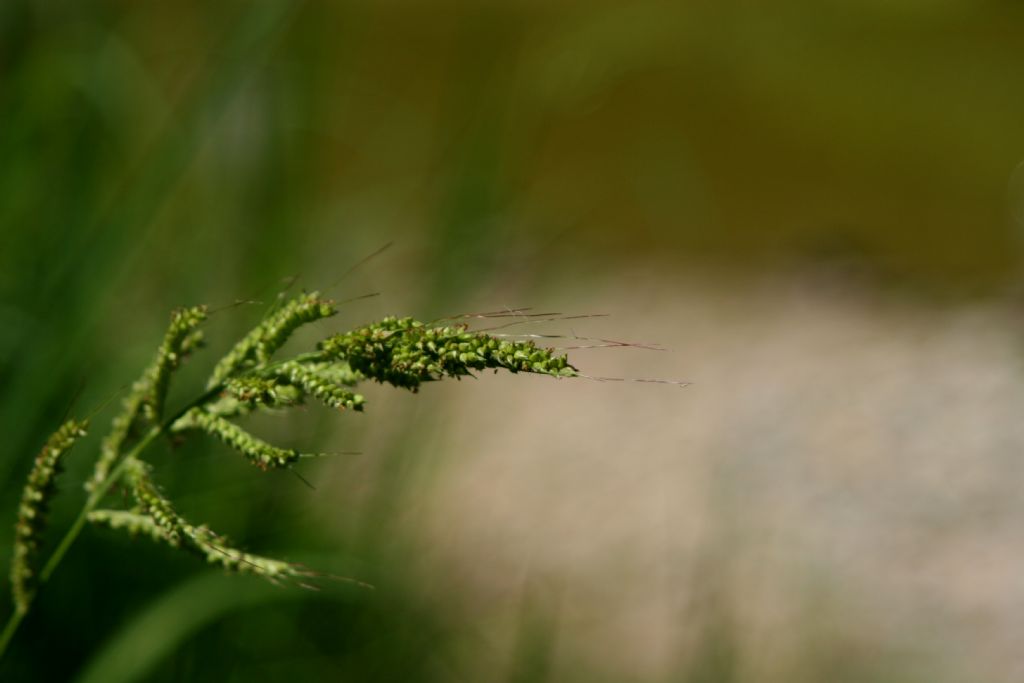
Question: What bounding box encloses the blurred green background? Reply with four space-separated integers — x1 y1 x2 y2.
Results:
3 1 1024 681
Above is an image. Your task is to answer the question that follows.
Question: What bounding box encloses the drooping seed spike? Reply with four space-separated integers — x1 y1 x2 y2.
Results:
124 458 187 547
10 418 88 614
89 509 317 584
184 410 300 469
187 526 310 581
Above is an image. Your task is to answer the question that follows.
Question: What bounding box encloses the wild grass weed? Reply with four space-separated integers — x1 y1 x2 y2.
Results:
0 289 578 661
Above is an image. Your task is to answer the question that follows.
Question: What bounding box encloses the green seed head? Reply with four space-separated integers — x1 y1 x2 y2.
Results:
319 317 576 391
185 410 300 469
11 419 88 614
275 361 365 411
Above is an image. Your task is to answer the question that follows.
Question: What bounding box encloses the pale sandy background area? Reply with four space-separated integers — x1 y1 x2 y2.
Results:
317 269 1024 682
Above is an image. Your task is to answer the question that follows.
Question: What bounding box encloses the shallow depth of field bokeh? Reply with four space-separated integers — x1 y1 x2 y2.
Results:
3 2 1024 681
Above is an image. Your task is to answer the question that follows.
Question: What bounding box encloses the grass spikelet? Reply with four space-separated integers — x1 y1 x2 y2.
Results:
186 526 312 582
144 305 208 422
318 316 577 391
183 410 301 469
316 361 364 387
207 291 335 388
10 419 88 614
87 306 206 492
87 509 167 544
275 361 365 411
124 458 187 546
223 377 282 406
88 510 314 584
254 292 336 364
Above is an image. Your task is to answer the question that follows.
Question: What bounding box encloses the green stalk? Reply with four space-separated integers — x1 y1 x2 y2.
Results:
0 611 22 663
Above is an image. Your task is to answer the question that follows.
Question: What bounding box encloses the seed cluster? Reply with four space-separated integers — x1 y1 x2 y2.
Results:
275 361 365 411
223 377 281 406
314 361 363 387
185 410 300 469
319 316 576 391
11 419 88 614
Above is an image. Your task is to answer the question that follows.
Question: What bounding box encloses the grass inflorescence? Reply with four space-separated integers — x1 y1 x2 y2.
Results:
319 316 576 391
1 289 578 660
10 419 88 615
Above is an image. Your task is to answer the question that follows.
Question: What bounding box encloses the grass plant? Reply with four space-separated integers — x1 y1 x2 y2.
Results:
0 290 577 662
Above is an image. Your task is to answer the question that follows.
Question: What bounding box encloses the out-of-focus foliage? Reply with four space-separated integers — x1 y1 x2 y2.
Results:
1 0 1023 680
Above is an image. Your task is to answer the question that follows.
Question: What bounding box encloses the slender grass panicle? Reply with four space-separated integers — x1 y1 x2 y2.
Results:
10 419 88 615
2 288 581 661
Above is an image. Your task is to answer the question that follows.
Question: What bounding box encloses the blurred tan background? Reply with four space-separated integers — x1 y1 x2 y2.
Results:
369 271 1024 682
